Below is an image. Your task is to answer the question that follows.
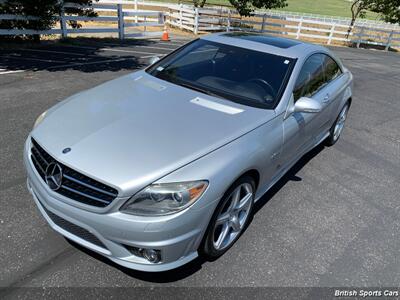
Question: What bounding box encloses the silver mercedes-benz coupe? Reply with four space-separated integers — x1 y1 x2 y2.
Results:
24 32 353 272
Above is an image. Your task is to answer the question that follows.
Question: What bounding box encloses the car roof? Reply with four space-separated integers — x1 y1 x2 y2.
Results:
201 32 327 59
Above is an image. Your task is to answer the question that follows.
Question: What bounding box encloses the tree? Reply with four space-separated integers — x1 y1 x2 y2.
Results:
347 0 374 37
0 0 97 41
347 0 400 37
193 0 207 8
192 0 287 16
229 0 287 16
372 0 400 24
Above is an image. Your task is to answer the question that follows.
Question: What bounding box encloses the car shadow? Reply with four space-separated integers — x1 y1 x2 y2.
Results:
66 143 325 282
0 37 177 73
253 143 325 214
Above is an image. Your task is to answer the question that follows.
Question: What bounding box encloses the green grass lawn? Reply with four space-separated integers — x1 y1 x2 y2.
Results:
278 0 378 19
158 0 380 20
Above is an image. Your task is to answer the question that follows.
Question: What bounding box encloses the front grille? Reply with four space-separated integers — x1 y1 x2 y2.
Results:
30 138 118 207
39 201 107 249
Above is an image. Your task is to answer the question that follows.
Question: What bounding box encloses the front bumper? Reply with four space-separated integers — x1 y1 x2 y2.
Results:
24 140 216 272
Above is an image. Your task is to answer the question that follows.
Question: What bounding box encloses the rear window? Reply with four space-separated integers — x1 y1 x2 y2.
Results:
146 39 295 109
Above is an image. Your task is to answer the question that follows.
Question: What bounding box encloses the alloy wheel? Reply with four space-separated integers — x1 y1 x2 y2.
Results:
333 105 349 141
212 182 253 251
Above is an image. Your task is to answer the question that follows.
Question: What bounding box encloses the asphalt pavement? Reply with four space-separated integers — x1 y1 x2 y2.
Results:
0 36 399 293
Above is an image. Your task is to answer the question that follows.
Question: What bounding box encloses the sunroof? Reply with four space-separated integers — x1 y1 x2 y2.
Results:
223 32 301 49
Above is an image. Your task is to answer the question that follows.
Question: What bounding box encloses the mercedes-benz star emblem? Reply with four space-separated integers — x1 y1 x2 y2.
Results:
45 162 63 191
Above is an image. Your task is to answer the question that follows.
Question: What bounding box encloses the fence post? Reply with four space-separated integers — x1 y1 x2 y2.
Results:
134 0 138 23
385 30 394 51
158 12 164 26
226 9 231 32
117 4 124 40
60 6 67 38
179 3 183 29
194 7 199 35
356 27 364 48
296 16 303 39
260 13 266 33
327 24 335 45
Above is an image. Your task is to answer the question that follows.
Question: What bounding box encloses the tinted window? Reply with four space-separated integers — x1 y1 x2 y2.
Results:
323 55 342 82
146 39 295 109
293 54 326 101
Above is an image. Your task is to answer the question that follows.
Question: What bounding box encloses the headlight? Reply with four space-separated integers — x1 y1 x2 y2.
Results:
120 181 208 216
33 111 47 129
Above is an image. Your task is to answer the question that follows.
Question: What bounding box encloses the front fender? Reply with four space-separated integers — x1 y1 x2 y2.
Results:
157 115 283 211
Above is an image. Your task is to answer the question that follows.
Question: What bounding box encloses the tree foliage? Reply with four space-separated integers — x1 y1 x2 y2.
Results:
372 0 400 24
0 0 97 39
193 0 287 16
229 0 286 16
347 0 400 36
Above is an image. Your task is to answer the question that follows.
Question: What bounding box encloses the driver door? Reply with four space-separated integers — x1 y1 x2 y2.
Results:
280 53 330 168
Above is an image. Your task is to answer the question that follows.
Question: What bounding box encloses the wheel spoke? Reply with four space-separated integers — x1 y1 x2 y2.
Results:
215 223 230 249
228 187 241 213
216 212 230 225
230 216 241 232
236 193 252 211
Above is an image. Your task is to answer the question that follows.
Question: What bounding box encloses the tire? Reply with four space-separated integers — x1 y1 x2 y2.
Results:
200 175 256 259
325 103 350 146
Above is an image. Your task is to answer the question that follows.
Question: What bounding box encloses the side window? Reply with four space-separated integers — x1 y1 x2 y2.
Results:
323 55 342 82
293 54 326 101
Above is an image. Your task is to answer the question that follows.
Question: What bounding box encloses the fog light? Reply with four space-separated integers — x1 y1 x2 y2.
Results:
124 245 161 263
143 249 161 263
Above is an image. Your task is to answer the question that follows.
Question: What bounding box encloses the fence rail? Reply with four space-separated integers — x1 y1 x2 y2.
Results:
1 0 400 50
164 4 400 50
0 1 165 39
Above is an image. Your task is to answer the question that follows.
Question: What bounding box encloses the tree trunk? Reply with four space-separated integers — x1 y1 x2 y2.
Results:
346 0 360 39
346 17 356 39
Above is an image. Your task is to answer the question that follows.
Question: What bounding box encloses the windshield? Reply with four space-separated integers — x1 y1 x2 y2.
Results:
146 39 295 109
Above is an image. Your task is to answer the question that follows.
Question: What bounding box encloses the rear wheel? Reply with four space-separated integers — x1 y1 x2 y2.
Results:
326 103 349 146
201 176 255 259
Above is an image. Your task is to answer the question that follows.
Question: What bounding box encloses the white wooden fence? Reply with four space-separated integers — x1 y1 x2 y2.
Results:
165 4 400 50
1 0 400 50
253 9 400 30
0 0 165 39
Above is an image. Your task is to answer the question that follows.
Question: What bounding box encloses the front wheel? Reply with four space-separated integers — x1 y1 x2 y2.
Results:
201 176 255 259
325 103 349 146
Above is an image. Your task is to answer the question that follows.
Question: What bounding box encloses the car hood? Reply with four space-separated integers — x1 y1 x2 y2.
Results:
32 71 275 197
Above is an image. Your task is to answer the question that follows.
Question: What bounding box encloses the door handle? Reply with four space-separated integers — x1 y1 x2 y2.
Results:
322 94 330 103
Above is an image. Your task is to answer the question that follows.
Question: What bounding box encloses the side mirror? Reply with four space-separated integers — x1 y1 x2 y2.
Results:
293 97 322 113
148 56 160 65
